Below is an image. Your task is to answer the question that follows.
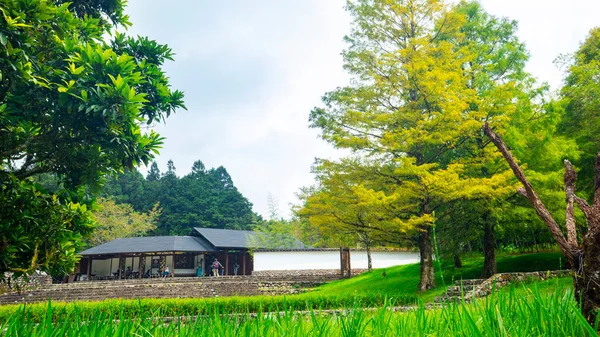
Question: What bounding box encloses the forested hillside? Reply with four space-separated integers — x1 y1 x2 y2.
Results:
101 160 259 235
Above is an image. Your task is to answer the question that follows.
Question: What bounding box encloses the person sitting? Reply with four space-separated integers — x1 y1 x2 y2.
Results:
162 266 170 278
144 269 151 278
125 266 132 279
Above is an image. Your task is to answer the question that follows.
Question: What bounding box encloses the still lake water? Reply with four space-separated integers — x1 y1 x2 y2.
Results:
254 251 420 271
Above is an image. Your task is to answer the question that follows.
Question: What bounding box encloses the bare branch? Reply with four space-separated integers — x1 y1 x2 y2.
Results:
483 122 575 262
564 160 578 247
574 196 596 231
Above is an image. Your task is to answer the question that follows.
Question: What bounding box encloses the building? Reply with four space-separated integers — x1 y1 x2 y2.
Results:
77 227 261 280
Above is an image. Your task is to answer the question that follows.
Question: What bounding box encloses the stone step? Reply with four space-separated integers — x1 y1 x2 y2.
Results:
446 285 476 295
433 279 487 303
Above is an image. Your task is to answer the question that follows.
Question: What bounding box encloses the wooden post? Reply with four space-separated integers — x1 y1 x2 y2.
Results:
242 252 247 276
86 258 92 281
225 250 229 276
109 257 113 280
117 255 123 279
138 255 144 279
340 248 351 278
172 252 176 278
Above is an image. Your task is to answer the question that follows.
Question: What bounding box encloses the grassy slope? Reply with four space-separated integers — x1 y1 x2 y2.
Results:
494 276 572 298
313 251 567 302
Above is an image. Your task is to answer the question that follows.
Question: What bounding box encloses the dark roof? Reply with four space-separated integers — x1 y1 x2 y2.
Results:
192 227 308 250
79 236 215 256
193 227 260 249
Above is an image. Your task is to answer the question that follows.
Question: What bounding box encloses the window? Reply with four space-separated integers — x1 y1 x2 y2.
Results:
174 254 194 269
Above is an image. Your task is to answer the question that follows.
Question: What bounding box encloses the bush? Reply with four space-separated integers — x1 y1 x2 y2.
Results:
0 292 417 323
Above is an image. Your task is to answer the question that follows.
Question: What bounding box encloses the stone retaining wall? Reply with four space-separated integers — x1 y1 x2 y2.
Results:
0 271 53 295
0 278 326 305
465 270 570 300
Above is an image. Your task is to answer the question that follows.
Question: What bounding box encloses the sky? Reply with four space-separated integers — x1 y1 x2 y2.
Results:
124 0 600 218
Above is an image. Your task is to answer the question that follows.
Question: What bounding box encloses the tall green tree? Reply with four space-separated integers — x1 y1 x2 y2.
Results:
436 1 533 277
102 160 258 235
0 0 184 279
309 0 524 290
488 26 600 326
559 27 600 194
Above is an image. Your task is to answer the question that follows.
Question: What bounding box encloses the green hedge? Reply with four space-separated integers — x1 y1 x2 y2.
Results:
0 292 417 323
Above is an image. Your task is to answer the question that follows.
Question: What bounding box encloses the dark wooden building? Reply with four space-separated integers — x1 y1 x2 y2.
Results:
77 228 258 280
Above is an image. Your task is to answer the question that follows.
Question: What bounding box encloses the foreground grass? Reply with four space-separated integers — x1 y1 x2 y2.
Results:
1 282 595 337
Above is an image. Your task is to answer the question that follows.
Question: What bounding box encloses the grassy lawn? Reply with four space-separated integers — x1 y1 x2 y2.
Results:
313 251 566 303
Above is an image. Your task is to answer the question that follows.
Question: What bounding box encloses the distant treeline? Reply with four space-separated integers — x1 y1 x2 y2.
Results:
101 160 260 235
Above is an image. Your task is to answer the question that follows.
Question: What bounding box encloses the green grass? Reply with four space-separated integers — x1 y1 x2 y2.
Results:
0 292 416 324
494 276 572 298
0 251 567 324
314 251 565 303
0 283 595 337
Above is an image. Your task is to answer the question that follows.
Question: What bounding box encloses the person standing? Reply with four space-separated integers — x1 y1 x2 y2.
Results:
212 258 223 277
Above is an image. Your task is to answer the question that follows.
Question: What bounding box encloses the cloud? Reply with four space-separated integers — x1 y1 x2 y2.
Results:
127 0 600 219
127 0 350 217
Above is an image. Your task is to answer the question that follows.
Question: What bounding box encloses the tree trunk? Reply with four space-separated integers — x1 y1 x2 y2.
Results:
454 254 463 269
418 225 435 291
366 244 372 272
358 231 373 272
481 216 497 278
575 231 600 325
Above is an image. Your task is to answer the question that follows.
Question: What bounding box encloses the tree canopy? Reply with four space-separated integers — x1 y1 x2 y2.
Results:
304 0 541 290
0 0 184 279
101 160 259 235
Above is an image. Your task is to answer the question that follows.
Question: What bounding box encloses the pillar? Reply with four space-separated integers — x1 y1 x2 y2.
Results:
172 252 176 278
242 252 247 276
118 255 123 279
138 255 145 279
86 258 92 280
225 250 229 276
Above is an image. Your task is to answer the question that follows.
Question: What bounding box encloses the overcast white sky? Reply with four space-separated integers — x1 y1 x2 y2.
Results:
124 0 600 218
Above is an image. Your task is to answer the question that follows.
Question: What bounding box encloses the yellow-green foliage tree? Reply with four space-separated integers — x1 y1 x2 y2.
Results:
309 0 524 290
298 159 416 271
89 198 160 246
436 1 536 277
